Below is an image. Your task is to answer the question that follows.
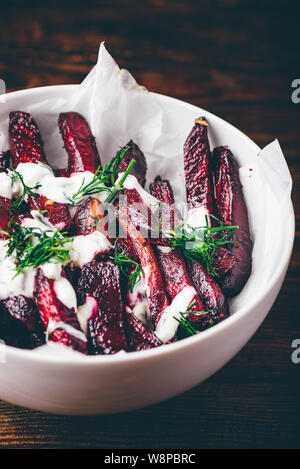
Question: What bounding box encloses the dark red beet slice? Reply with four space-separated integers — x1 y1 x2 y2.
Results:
72 197 109 237
149 177 217 330
59 112 101 175
29 194 74 232
118 140 147 188
183 120 230 318
187 261 229 323
149 176 178 235
9 111 73 233
124 309 162 351
0 304 34 349
1 295 45 348
78 261 127 355
9 111 48 166
184 117 215 212
34 268 87 353
213 146 252 296
117 190 169 324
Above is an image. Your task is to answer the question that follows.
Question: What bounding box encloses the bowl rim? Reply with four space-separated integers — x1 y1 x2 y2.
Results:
1 84 295 365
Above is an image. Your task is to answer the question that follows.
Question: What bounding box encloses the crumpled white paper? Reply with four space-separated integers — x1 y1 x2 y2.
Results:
0 42 293 358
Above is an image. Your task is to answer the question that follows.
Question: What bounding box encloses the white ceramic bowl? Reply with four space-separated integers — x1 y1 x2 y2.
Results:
0 85 294 415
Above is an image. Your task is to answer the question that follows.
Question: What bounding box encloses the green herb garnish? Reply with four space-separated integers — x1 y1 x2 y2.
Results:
174 301 212 336
111 240 142 292
8 169 41 212
1 220 73 276
167 215 238 274
65 145 135 205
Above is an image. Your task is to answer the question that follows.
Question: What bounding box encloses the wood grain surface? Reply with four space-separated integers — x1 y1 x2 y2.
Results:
0 0 299 449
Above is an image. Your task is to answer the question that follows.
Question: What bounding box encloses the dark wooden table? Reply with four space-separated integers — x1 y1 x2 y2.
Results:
0 0 299 449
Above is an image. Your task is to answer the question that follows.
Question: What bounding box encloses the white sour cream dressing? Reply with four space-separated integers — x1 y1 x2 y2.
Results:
116 173 160 210
0 161 109 205
185 206 210 229
155 285 197 343
77 296 98 334
70 231 112 268
127 277 152 327
0 240 35 300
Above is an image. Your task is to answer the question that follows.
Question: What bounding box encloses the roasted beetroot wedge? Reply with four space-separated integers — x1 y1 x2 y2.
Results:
34 268 87 353
1 295 45 348
29 194 74 232
78 261 127 355
183 119 230 319
124 309 162 351
184 117 215 212
59 112 101 175
9 111 74 232
72 197 109 237
187 261 229 322
150 177 215 330
149 176 178 234
117 189 169 324
118 140 147 187
9 111 48 166
213 146 252 296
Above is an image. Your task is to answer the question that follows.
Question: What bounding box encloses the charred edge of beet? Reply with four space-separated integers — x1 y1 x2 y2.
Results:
118 140 147 188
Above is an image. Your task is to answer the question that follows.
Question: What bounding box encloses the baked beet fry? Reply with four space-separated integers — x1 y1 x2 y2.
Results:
72 197 108 236
124 309 162 351
34 268 87 353
9 111 74 232
118 140 147 188
117 189 170 324
28 194 74 232
184 117 215 212
59 112 102 174
213 146 252 296
9 111 48 166
183 118 229 320
150 177 214 330
78 261 127 355
183 117 236 278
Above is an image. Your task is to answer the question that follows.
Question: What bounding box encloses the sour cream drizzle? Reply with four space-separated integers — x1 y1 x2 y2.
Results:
155 285 197 343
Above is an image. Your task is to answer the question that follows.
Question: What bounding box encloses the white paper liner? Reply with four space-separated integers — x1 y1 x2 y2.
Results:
0 43 293 358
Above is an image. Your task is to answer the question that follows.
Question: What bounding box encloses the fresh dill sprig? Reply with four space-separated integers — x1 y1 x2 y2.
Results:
167 215 238 274
65 145 135 205
111 240 142 292
1 220 73 276
8 169 41 212
174 301 212 336
0 219 35 258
